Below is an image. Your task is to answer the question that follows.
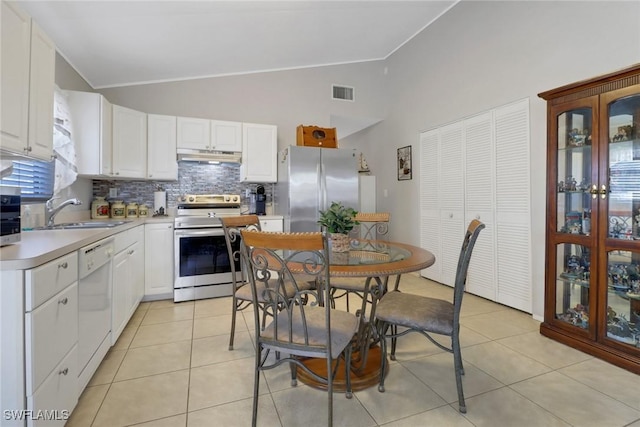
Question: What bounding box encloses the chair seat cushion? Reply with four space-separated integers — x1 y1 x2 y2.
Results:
235 278 315 302
375 291 454 336
262 306 359 359
331 278 368 292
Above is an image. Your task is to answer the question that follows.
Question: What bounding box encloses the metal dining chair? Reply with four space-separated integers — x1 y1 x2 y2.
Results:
240 230 360 427
375 219 485 413
220 215 262 351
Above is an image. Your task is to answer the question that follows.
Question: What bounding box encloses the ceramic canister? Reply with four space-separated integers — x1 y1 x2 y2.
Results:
91 196 110 219
138 204 149 218
110 200 126 219
126 202 138 218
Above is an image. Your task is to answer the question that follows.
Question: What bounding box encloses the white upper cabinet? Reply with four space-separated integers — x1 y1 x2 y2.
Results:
240 123 277 182
67 91 113 177
112 105 147 179
211 120 242 152
147 114 177 180
177 117 243 153
1 2 55 161
176 117 210 150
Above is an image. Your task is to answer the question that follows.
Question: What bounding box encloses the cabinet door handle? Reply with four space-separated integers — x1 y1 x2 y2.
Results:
589 184 598 199
599 184 608 199
128 249 135 255
58 297 68 305
58 262 68 269
58 368 68 376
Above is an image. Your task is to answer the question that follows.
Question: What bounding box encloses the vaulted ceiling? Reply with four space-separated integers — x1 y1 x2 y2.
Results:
18 1 458 89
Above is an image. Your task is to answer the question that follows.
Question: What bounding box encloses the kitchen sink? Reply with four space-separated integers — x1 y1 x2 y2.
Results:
33 221 131 230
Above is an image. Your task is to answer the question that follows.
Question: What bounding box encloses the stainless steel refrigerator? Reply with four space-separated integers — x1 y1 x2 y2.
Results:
276 146 359 232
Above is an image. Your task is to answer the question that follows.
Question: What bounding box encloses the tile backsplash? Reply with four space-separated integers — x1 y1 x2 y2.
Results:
92 162 274 212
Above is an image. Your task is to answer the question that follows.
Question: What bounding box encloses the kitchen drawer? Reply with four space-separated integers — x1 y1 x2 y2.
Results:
25 252 78 311
114 224 144 253
27 345 78 427
25 282 78 394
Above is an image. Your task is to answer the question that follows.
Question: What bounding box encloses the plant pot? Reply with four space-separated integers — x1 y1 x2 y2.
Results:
330 233 351 253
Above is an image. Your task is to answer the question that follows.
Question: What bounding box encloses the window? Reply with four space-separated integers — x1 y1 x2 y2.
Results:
0 159 55 201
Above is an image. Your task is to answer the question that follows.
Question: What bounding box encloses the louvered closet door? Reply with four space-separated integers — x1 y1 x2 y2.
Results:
464 112 497 300
439 122 465 287
419 129 442 282
495 99 532 312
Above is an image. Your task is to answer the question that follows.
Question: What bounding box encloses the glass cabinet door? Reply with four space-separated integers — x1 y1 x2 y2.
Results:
555 243 591 329
556 108 593 235
606 94 640 241
606 250 640 348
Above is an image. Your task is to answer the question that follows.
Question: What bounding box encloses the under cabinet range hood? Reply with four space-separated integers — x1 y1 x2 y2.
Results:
177 148 242 163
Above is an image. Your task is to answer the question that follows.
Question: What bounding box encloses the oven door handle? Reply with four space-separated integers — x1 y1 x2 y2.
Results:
174 228 224 237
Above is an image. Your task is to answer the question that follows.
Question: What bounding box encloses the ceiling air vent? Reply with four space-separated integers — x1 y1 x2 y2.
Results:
332 84 354 101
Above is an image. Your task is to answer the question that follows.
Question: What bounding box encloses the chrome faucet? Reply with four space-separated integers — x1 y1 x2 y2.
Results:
46 197 82 226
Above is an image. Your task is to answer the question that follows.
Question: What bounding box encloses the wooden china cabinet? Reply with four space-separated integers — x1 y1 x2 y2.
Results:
539 64 640 374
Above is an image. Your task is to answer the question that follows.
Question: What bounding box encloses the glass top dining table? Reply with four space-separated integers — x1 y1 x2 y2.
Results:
292 237 436 392
326 238 435 279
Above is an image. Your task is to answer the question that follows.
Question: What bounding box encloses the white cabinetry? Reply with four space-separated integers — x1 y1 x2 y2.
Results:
176 117 210 150
67 90 113 177
0 1 55 160
24 252 79 427
112 105 147 179
259 216 283 232
419 99 531 312
147 114 177 180
177 117 243 153
240 123 278 182
112 226 144 344
211 120 242 152
144 222 174 299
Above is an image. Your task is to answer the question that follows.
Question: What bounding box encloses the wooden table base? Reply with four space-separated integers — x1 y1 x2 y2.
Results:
296 345 386 392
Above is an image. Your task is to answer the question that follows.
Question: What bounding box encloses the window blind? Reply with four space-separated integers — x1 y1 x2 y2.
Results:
0 159 55 201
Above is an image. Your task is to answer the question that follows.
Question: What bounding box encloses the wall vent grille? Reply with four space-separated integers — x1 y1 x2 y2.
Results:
332 85 355 101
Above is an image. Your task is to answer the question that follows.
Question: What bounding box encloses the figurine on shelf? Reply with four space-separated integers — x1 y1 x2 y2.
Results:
611 125 633 142
558 180 565 193
358 152 370 174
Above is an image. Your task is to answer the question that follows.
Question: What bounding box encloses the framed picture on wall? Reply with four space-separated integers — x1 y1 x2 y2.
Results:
397 145 412 180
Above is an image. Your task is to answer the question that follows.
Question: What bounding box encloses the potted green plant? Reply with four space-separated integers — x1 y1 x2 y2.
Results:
318 202 359 252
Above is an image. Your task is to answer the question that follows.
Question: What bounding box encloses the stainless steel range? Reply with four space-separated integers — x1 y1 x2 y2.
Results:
174 194 242 302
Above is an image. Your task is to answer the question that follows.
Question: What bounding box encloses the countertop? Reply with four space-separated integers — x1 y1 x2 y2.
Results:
0 215 283 271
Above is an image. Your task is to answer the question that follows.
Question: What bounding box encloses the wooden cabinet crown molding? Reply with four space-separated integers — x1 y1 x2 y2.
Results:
539 63 640 104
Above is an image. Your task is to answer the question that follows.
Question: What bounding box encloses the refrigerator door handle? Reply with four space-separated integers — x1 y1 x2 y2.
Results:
318 160 326 210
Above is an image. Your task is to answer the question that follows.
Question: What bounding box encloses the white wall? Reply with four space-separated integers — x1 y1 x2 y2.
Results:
371 0 640 318
54 1 640 319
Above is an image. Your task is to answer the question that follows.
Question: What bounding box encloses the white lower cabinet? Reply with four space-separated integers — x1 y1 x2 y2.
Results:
259 217 283 232
26 345 77 427
23 253 79 427
144 222 174 299
112 226 144 344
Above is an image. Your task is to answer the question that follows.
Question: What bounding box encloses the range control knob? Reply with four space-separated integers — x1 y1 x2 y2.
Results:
224 195 230 202
232 196 239 202
188 196 195 203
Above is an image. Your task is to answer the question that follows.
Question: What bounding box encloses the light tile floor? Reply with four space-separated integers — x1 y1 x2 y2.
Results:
66 274 640 427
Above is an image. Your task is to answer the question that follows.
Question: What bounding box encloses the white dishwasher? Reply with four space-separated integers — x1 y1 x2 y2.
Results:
77 237 114 393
